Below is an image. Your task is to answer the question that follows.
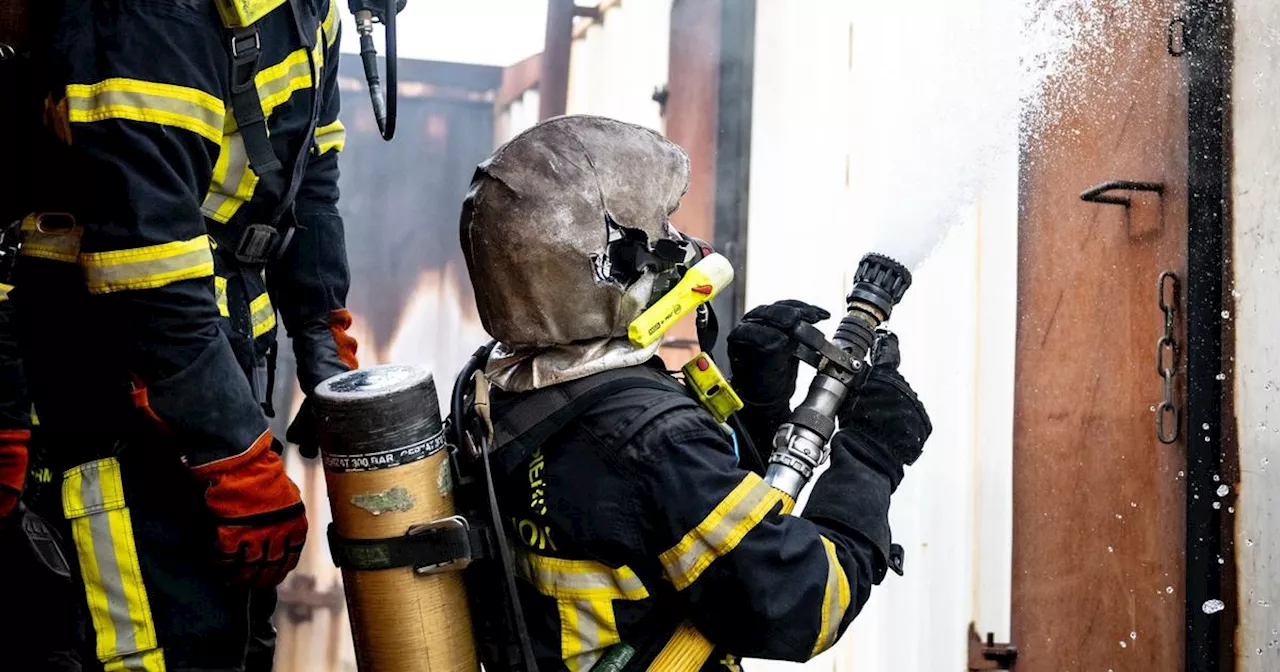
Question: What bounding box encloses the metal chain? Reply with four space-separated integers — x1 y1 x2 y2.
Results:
1156 271 1180 444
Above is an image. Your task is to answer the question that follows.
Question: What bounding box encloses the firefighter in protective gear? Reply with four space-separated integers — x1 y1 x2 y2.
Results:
460 115 932 670
1 16 86 666
7 0 357 669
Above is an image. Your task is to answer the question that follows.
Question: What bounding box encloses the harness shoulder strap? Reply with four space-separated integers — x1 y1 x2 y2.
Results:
225 0 326 264
490 364 697 476
227 25 281 174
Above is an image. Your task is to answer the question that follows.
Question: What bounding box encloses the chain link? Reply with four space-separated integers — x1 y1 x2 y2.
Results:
1156 271 1180 444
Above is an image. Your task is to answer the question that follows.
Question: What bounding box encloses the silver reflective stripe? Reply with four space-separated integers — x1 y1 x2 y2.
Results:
82 243 214 294
257 51 313 110
65 81 224 144
113 650 151 670
80 463 138 656
571 600 603 671
812 536 851 656
661 476 779 590
250 292 275 338
202 132 251 221
520 555 647 599
66 89 224 132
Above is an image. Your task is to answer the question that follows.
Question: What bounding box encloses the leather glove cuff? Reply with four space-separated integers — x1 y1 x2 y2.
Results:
804 445 895 582
291 309 359 396
188 430 302 517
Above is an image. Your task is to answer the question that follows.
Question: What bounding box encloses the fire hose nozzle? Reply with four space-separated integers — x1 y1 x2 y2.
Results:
764 253 912 500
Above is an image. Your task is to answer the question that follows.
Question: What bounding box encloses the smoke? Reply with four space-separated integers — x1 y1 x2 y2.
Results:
851 0 1112 270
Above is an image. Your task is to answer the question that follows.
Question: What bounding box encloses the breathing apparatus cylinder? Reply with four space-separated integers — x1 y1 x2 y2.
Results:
765 253 912 499
313 365 479 672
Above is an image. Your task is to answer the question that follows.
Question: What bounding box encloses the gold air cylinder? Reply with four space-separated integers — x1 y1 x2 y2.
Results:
314 364 478 672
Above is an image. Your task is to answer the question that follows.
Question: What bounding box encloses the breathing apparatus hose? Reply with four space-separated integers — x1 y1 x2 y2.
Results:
350 0 400 140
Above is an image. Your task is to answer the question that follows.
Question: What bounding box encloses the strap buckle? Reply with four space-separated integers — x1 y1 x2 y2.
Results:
408 516 474 576
229 28 262 93
326 516 480 574
234 223 281 265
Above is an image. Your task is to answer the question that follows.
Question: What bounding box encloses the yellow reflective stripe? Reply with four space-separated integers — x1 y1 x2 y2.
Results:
250 291 276 338
104 649 167 672
315 119 346 155
214 0 287 27
257 49 314 114
516 551 647 671
659 472 786 591
62 459 163 667
81 236 214 294
20 214 82 263
517 552 648 601
812 536 852 656
203 47 314 223
0 283 10 302
322 0 339 46
214 277 230 317
647 622 716 672
66 78 224 144
80 239 213 293
202 131 260 223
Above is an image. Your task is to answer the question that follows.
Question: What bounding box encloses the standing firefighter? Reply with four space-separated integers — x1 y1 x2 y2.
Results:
5 0 358 669
458 115 932 670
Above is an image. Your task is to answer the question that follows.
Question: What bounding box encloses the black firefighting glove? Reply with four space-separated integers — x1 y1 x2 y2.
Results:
727 300 831 404
835 330 932 492
727 300 830 452
286 399 321 460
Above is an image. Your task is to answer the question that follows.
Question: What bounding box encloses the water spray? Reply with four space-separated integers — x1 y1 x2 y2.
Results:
348 0 406 140
765 253 912 499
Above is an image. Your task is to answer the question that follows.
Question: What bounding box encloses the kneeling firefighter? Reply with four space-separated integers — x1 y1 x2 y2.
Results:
451 115 933 670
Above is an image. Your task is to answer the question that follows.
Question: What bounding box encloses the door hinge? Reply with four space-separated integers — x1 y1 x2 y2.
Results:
968 623 1017 671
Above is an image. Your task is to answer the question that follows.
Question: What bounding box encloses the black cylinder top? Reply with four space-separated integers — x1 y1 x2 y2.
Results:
313 365 446 471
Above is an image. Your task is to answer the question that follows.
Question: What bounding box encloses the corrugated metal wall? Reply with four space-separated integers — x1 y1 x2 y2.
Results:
1231 0 1280 665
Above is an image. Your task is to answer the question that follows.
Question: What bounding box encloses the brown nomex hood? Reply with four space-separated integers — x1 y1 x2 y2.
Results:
459 114 691 349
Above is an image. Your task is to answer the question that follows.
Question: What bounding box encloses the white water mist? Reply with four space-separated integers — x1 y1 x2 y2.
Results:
847 0 1104 270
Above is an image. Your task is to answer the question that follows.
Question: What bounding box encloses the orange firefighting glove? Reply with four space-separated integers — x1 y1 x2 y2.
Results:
188 431 308 588
0 430 29 525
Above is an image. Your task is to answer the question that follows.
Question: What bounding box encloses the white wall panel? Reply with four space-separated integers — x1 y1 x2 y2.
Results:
1231 1 1280 666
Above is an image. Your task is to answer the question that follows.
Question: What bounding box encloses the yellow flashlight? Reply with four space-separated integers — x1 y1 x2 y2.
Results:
628 253 735 348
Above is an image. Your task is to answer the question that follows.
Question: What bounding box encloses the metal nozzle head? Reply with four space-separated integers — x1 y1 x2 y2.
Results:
847 253 912 321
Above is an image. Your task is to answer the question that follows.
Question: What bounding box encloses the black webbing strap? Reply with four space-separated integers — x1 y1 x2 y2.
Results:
227 2 324 264
327 521 487 572
228 26 281 174
489 365 694 476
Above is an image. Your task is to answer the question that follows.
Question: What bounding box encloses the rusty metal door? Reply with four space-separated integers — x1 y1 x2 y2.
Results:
662 0 753 367
1012 1 1188 670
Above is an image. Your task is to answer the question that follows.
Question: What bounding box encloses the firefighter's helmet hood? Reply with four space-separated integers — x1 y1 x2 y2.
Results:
460 114 691 348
